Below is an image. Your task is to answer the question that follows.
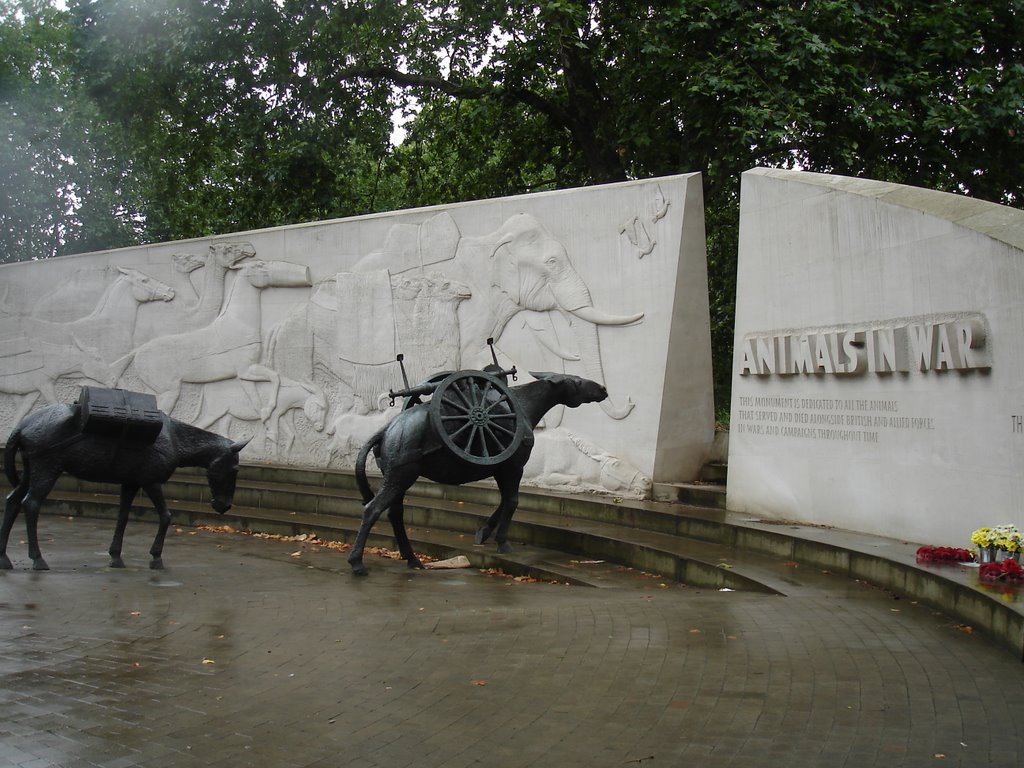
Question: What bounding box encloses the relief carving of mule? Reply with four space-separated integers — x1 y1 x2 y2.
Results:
1 403 248 571
349 372 607 575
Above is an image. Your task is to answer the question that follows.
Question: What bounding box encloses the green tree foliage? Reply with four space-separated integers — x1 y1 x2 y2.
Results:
2 0 1022 407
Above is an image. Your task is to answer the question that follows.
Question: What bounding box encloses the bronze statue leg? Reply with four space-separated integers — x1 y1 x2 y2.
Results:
387 497 424 570
348 469 417 575
143 484 172 569
348 493 392 576
0 483 28 569
109 484 140 568
21 469 60 571
492 467 523 554
474 504 500 546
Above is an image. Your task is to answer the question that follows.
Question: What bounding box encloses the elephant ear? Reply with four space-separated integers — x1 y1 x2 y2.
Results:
490 238 521 305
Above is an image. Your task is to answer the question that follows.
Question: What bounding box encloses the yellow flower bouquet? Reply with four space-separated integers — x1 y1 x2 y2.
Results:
971 527 998 547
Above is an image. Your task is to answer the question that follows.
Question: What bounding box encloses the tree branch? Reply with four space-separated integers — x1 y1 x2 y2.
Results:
337 65 573 127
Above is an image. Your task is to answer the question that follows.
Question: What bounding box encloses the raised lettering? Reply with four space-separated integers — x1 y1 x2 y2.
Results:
739 337 759 375
813 333 834 374
907 324 934 371
755 336 777 374
934 323 955 370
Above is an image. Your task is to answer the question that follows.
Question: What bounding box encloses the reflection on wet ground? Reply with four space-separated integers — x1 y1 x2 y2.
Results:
1 517 1022 767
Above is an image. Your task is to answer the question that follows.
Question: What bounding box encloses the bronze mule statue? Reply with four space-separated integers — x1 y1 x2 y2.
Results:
2 399 248 571
350 371 607 575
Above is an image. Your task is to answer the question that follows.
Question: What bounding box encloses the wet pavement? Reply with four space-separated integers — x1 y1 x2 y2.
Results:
2 516 1023 768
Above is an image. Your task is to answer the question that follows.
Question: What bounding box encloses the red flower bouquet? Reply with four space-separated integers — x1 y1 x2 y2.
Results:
979 558 1024 583
915 546 975 564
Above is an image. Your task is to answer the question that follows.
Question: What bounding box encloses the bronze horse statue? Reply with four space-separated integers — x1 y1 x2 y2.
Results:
2 402 248 571
350 371 607 575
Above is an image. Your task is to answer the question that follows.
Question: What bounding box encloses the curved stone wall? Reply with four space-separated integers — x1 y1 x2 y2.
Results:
729 168 1024 545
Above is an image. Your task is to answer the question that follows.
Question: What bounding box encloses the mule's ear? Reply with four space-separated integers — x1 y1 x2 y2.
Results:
230 438 252 453
528 371 555 381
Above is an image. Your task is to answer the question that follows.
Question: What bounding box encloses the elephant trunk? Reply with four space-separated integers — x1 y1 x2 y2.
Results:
567 315 635 420
550 271 639 420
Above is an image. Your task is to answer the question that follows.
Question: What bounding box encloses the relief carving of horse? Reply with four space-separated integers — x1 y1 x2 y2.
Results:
2 267 175 363
114 259 311 413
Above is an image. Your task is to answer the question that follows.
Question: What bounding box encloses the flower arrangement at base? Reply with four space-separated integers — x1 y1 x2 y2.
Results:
971 527 999 548
971 524 1022 561
915 546 975 564
979 558 1024 584
994 525 1023 553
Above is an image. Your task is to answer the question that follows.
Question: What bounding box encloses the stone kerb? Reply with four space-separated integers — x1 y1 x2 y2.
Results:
0 175 715 495
728 168 1024 548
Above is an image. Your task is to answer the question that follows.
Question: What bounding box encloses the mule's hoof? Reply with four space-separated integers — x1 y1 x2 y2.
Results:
32 558 50 571
351 564 369 577
149 558 164 570
474 527 491 545
496 542 513 554
407 557 426 570
109 557 126 569
0 555 12 570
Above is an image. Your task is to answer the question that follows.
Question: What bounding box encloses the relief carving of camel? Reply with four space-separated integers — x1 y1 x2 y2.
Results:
171 241 256 329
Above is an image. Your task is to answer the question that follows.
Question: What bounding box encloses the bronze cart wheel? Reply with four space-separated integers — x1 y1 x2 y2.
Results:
429 371 525 465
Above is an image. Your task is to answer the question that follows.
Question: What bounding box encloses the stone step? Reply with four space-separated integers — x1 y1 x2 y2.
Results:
700 461 728 484
651 481 727 509
40 471 794 594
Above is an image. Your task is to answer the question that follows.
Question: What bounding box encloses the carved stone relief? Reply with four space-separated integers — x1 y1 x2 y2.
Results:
0 175 715 494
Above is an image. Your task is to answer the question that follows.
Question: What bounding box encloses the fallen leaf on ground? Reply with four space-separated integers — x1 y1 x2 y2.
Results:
470 679 487 686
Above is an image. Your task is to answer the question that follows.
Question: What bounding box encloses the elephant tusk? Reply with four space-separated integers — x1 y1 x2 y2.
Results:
569 305 644 326
600 395 635 420
523 318 582 361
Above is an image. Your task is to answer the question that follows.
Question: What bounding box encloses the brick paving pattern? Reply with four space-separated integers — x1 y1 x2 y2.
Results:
1 517 1022 767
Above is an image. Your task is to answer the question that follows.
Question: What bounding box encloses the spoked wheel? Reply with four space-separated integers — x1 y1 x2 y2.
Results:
429 371 525 465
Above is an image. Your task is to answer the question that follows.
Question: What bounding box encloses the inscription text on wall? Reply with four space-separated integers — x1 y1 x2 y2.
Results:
738 313 990 377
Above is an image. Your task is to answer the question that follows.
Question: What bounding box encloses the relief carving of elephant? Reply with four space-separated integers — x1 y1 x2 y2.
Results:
444 213 644 419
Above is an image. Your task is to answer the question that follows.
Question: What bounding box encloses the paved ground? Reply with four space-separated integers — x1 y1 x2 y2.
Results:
1 517 1023 768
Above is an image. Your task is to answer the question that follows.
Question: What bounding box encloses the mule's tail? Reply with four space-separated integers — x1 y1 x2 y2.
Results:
354 429 385 504
4 427 22 487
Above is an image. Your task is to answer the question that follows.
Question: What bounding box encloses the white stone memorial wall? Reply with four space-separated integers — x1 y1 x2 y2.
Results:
0 174 715 497
728 168 1024 545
